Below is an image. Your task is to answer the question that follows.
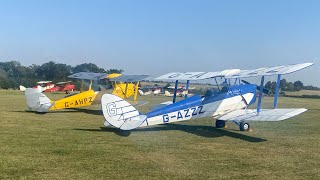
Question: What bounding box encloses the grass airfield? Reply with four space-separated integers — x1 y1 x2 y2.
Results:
0 90 320 179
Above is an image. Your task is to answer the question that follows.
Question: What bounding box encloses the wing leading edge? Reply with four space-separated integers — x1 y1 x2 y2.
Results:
217 108 307 122
155 63 313 80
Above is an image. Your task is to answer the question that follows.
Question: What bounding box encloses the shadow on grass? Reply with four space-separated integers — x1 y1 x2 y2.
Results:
74 127 131 137
11 109 102 115
74 124 267 142
307 109 320 111
136 124 267 142
67 108 102 115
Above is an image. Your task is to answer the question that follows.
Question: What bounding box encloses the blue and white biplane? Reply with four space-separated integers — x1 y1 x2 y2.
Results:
101 63 313 133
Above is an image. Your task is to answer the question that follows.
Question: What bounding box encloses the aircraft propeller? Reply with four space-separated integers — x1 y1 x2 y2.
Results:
241 80 270 94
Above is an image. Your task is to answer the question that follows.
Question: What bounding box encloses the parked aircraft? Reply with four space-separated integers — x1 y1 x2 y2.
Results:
23 72 149 112
20 81 75 93
101 63 313 134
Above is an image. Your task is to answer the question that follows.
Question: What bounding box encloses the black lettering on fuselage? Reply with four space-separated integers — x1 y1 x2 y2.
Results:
79 99 84 105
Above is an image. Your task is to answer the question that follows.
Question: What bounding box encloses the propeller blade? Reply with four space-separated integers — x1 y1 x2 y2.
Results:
241 80 251 85
241 80 269 94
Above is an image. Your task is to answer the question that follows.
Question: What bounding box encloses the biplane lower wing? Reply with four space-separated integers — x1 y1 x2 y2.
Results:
218 108 307 121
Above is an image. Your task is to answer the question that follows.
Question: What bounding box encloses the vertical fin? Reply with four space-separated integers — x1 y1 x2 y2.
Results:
101 94 147 130
24 88 52 112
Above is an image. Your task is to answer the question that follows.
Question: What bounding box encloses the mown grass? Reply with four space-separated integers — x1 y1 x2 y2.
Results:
0 90 319 179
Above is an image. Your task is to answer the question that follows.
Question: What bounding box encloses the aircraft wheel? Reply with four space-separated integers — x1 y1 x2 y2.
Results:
239 122 250 131
215 120 226 128
117 130 131 137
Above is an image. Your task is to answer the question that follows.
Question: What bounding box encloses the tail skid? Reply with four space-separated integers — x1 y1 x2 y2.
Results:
101 94 147 130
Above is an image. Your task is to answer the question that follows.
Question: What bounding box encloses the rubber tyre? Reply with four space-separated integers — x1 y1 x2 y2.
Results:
215 120 226 128
240 122 250 131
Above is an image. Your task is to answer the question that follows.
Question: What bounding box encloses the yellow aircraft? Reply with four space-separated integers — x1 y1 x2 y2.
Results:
23 72 149 113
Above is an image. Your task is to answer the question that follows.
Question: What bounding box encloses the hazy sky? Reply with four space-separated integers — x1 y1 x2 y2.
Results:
0 0 319 86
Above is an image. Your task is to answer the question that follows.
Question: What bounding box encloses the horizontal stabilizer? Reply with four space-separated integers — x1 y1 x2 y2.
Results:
218 108 307 121
119 115 147 130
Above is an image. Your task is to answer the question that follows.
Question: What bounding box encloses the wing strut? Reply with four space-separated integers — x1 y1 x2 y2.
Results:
173 80 179 103
214 77 220 91
257 76 265 114
80 79 84 92
185 80 190 99
273 74 281 108
124 82 129 99
134 81 139 101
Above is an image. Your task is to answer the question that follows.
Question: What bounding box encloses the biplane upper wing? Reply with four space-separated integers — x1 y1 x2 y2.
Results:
217 108 307 121
225 62 313 79
155 63 313 80
155 69 240 80
108 75 150 82
67 72 108 80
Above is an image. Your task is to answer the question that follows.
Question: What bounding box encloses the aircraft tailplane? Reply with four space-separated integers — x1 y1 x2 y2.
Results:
24 88 53 113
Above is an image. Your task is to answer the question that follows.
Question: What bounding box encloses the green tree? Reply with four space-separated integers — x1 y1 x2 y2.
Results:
72 63 106 73
265 81 272 91
280 78 287 91
293 81 303 91
106 69 124 74
36 61 72 81
287 82 294 91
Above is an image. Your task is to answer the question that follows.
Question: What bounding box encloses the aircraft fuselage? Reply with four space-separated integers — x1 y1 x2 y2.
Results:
139 84 257 127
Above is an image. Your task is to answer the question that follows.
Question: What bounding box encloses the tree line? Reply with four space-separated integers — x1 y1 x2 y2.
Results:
0 61 123 89
264 78 319 94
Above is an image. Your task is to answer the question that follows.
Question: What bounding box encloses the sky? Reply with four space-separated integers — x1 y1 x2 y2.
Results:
0 0 319 86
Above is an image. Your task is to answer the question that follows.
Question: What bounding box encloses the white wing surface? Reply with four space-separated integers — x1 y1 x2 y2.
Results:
155 63 313 80
226 63 313 78
218 108 307 121
155 69 240 80
101 94 146 130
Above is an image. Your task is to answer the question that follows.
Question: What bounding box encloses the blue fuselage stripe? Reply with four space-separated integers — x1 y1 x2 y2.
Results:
146 84 257 118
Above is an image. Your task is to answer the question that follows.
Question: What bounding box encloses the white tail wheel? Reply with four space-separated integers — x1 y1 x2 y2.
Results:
101 94 147 130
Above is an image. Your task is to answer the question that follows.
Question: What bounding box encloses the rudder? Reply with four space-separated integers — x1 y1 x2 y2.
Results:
101 94 146 130
24 88 52 112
